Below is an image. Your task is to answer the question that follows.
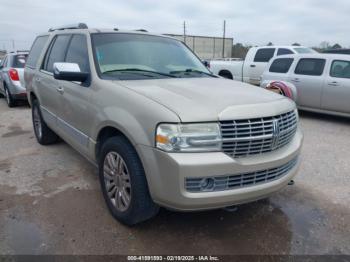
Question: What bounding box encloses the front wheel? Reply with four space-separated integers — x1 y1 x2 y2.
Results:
32 99 59 145
98 136 159 225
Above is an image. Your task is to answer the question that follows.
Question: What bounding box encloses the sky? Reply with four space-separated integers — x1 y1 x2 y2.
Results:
0 0 349 51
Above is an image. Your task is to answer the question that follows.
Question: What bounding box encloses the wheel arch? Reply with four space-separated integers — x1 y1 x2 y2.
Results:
95 125 136 162
218 69 233 79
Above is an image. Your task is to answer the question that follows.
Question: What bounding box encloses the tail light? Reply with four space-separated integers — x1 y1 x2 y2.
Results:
9 68 19 81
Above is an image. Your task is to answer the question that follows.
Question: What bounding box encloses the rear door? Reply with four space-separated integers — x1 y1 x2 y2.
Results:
289 58 326 108
57 34 93 152
248 48 276 85
322 59 350 114
263 57 294 82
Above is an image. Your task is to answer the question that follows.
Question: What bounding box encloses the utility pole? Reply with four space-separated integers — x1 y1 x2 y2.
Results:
183 21 186 44
222 20 226 58
12 39 15 50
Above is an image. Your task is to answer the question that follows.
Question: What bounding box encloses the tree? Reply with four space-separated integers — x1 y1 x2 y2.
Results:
292 43 301 46
332 43 342 49
267 42 273 46
320 41 330 50
231 43 250 59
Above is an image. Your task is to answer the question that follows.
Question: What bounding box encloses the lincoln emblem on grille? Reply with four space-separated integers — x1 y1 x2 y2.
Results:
271 119 280 149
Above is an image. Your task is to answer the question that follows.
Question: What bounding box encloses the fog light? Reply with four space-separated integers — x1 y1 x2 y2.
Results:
200 178 215 191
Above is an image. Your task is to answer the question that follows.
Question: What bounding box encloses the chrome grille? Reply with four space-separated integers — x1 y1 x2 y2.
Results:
186 157 298 193
220 110 297 158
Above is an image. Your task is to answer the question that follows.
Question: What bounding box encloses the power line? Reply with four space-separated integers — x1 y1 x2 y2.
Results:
222 20 226 58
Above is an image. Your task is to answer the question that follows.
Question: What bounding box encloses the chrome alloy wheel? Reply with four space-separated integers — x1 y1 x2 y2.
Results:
33 105 42 139
103 152 132 212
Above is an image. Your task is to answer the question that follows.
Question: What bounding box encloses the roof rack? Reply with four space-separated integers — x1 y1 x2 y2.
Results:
49 23 88 32
9 50 29 54
135 29 148 32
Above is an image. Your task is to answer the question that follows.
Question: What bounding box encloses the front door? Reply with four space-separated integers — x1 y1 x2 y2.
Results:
56 34 93 154
39 34 72 126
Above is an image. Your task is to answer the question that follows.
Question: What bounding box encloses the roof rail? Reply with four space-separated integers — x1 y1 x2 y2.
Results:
135 29 148 32
49 23 88 32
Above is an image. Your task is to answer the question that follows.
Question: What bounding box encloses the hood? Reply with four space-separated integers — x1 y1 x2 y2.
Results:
116 78 295 122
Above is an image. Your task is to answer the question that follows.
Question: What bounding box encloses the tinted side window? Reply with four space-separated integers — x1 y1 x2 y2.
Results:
65 34 89 72
44 35 71 73
269 58 294 73
26 36 49 69
330 60 350 79
295 58 326 76
254 48 275 62
277 48 294 56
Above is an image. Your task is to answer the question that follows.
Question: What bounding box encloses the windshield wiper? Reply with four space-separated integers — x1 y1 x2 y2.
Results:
170 69 216 77
103 68 177 78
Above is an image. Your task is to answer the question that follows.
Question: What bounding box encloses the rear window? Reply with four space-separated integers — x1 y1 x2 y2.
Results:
277 48 294 56
295 58 326 76
26 35 49 69
254 48 275 62
12 54 28 68
294 47 315 54
269 58 294 73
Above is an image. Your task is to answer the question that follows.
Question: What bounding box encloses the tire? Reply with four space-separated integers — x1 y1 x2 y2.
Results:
219 71 233 80
98 136 159 225
32 99 59 145
4 86 16 107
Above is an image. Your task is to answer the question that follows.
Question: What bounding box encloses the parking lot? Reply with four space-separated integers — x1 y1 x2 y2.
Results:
0 99 349 255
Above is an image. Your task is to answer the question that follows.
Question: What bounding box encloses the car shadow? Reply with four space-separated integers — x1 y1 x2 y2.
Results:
299 110 350 125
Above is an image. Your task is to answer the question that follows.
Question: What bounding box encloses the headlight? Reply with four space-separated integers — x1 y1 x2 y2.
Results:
156 123 222 152
294 108 299 122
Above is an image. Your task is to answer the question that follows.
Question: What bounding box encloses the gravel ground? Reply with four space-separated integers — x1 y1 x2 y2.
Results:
0 99 349 255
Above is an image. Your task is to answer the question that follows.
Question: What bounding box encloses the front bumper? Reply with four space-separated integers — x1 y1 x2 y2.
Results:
137 129 303 211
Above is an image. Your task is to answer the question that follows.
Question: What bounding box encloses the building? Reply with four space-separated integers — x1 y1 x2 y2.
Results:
0 50 6 60
165 34 233 60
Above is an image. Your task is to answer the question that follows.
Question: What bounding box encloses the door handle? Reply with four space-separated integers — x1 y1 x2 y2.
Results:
250 64 256 68
328 81 339 87
291 78 300 83
56 86 64 94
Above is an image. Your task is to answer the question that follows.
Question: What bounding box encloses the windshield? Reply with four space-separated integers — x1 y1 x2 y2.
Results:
294 47 317 54
92 33 212 80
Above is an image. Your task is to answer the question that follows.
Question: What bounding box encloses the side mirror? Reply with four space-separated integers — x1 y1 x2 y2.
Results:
53 62 89 82
202 60 210 68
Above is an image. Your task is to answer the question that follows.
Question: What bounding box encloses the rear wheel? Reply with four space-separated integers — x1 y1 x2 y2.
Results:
98 136 159 225
32 99 59 145
4 86 16 107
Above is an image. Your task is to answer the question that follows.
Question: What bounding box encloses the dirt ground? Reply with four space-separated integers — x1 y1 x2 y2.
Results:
0 100 349 255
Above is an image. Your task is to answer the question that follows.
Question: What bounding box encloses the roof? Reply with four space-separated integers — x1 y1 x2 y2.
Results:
40 26 177 41
271 53 350 60
252 45 311 49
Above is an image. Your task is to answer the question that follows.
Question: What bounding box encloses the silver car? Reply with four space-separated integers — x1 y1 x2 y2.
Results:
0 51 29 107
262 53 350 117
25 24 303 225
